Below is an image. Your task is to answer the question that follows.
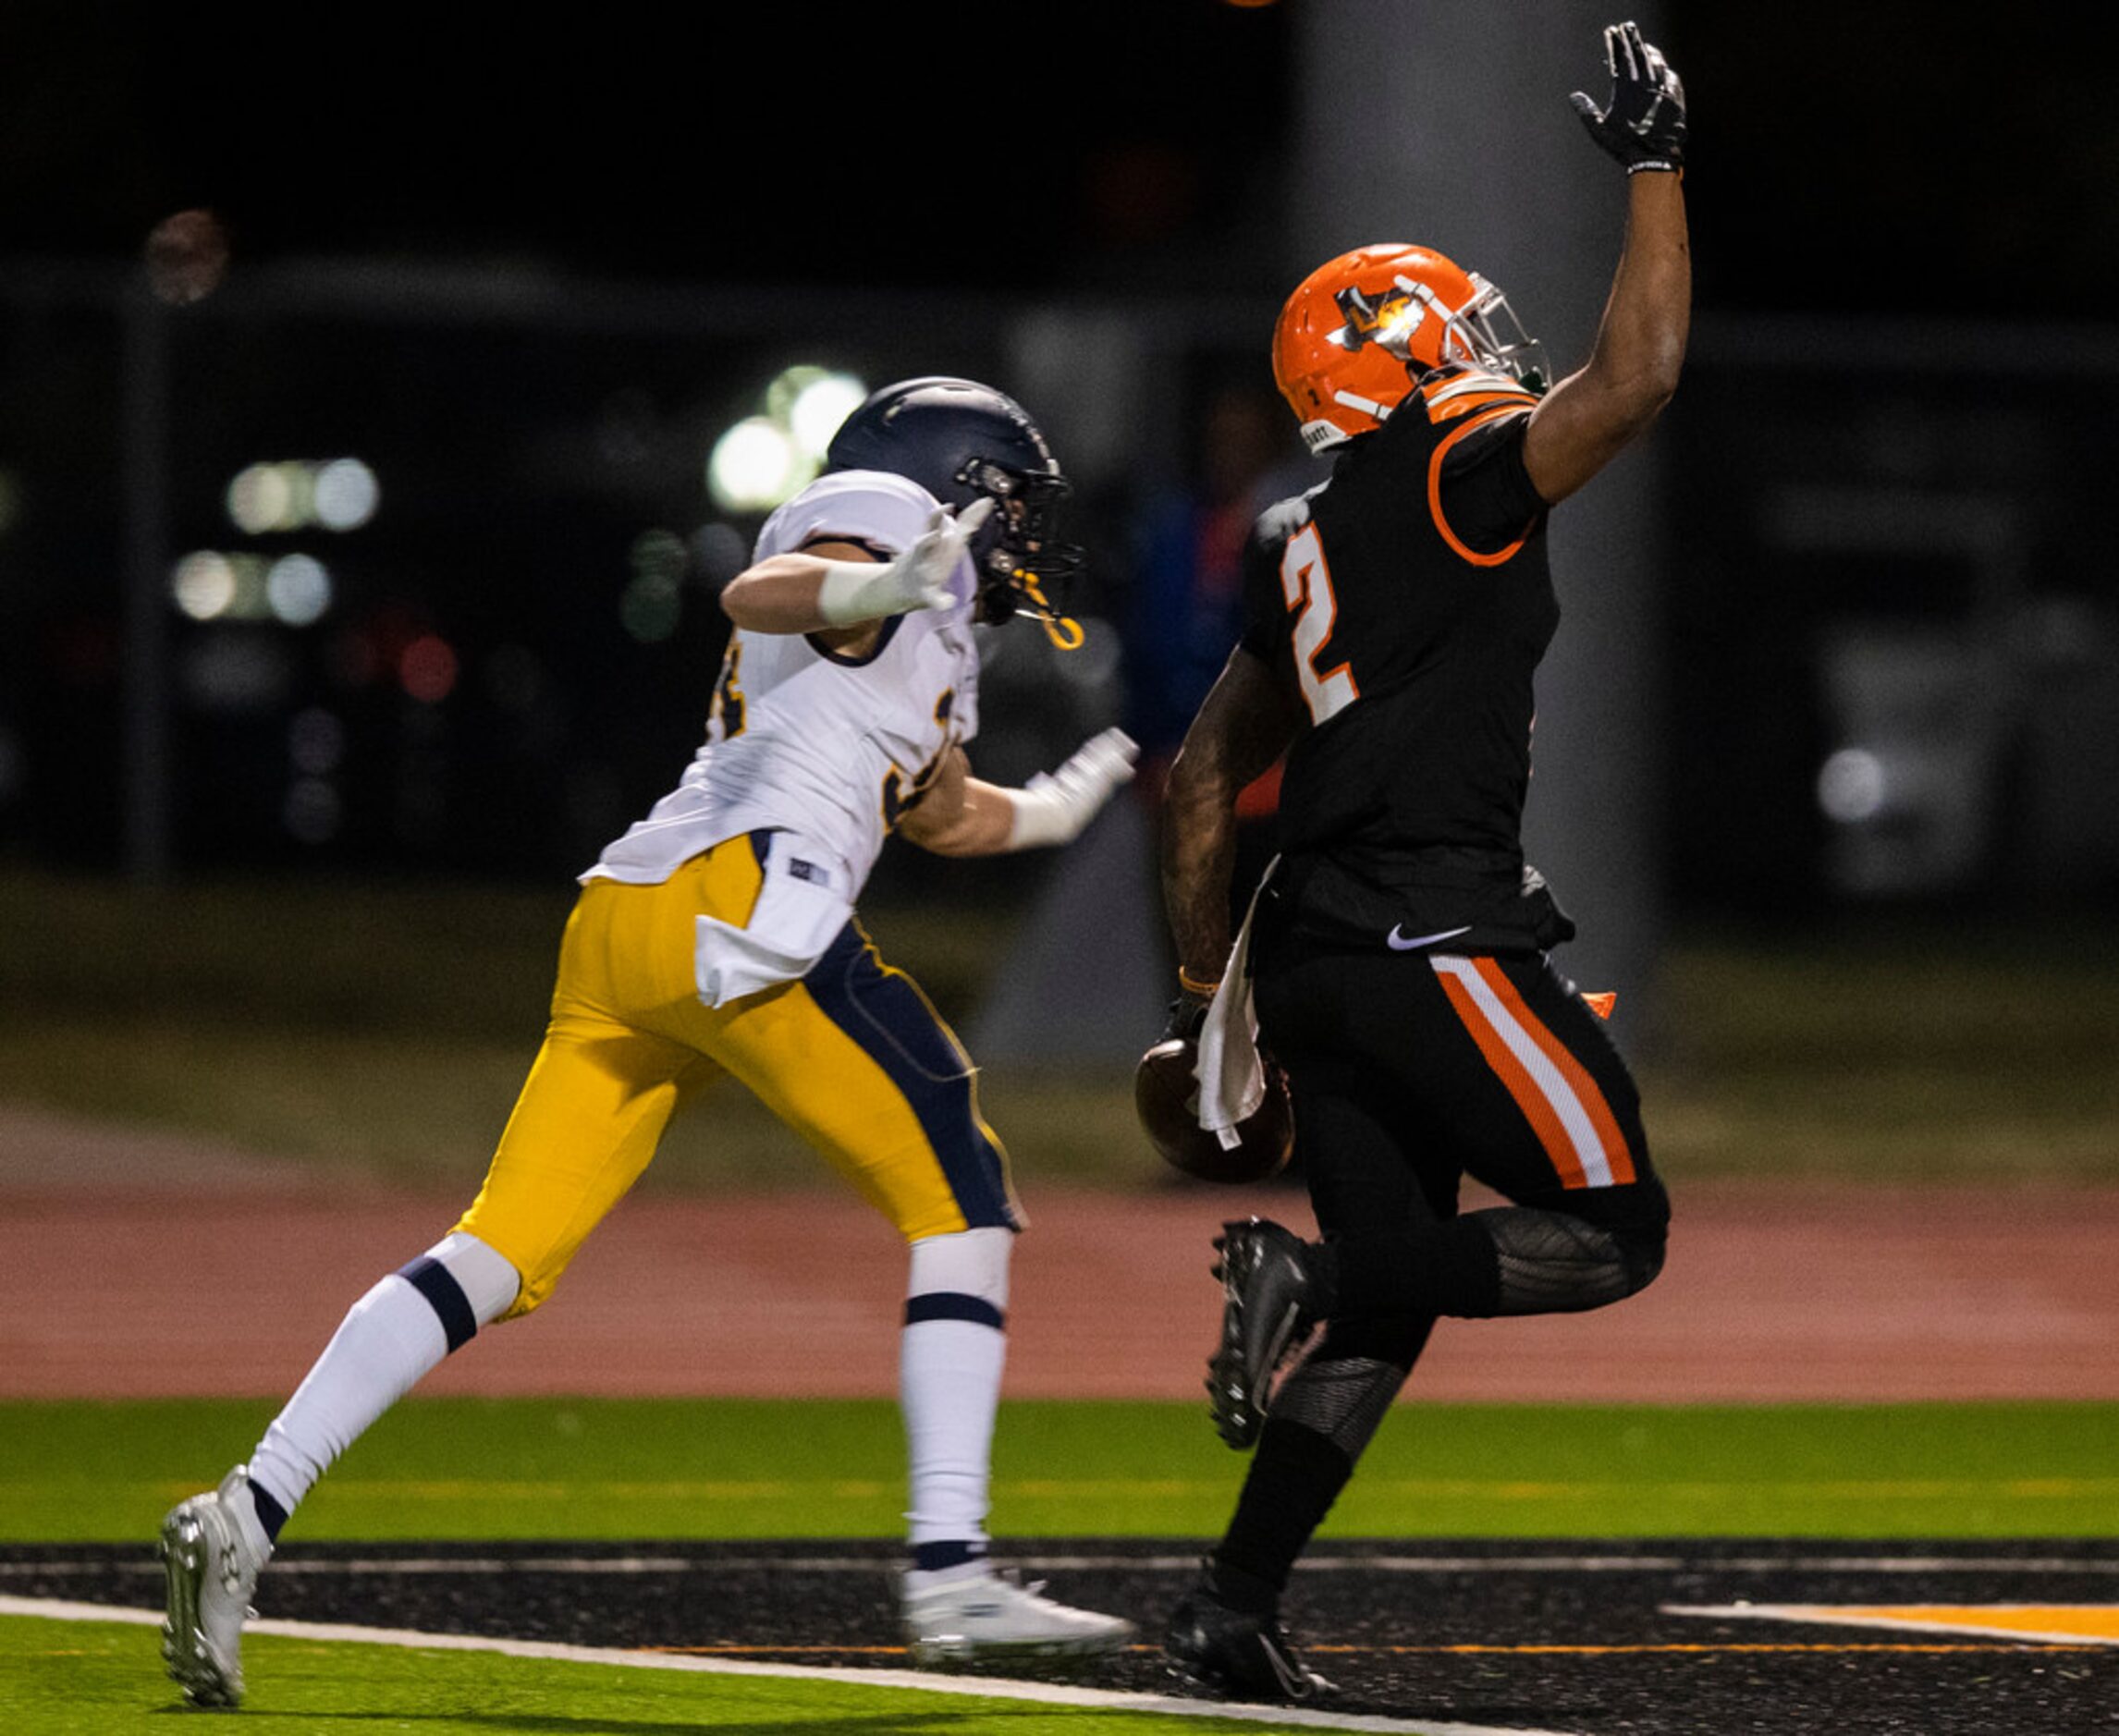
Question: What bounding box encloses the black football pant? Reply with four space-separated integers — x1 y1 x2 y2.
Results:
1203 932 1669 1609
1251 925 1669 1349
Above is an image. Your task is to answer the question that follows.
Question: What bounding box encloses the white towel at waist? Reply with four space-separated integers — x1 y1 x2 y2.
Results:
692 831 853 1008
1194 858 1277 1149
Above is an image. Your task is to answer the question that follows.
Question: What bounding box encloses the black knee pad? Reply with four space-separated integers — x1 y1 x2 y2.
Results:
1481 1185 1670 1317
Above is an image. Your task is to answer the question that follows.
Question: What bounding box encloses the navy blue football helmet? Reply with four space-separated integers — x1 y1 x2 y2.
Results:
826 375 1084 638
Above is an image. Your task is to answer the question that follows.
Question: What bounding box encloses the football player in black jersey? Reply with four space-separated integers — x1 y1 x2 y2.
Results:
1157 21 1691 1702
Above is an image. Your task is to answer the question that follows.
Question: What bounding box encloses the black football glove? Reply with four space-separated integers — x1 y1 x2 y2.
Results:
1162 993 1210 1045
1570 20 1686 174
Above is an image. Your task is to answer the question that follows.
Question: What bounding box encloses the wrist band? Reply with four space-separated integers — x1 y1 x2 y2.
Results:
815 559 897 627
1001 783 1069 851
1178 968 1221 998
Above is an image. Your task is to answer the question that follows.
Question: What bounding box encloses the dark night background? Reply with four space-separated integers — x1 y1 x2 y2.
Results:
4 1 2117 918
6 3 2113 315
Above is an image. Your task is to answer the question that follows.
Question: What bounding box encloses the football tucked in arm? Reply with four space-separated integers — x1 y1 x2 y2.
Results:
1133 1038 1294 1185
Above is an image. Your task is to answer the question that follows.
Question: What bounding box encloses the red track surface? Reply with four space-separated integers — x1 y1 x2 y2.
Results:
5 1108 2113 1402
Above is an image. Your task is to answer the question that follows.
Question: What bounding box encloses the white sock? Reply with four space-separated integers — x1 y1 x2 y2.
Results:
246 1233 520 1524
900 1227 1011 1587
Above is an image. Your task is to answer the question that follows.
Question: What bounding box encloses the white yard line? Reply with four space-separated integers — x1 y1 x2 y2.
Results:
0 1595 1579 1736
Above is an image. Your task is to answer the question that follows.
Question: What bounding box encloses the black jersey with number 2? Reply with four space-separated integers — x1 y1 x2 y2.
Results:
1239 362 1574 952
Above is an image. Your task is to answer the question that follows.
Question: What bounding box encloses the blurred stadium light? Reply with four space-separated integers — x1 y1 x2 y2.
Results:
706 365 867 514
772 366 866 460
312 458 379 530
227 463 299 534
228 458 379 535
265 554 332 627
0 256 1260 889
171 552 242 621
706 417 803 514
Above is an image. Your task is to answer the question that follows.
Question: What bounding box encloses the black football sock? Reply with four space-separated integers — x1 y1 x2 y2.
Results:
1210 1419 1354 1604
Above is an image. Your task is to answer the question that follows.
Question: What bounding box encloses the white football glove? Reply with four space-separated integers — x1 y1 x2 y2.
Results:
815 497 994 626
1005 727 1140 850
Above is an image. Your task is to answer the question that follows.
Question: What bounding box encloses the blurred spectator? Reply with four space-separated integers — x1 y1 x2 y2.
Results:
1126 379 1317 940
1125 380 1315 767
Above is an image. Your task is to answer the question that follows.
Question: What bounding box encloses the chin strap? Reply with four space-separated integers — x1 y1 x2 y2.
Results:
1013 570 1084 651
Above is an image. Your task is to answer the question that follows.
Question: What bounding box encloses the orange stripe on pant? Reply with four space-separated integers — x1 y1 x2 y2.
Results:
1475 959 1634 1185
1430 956 1635 1190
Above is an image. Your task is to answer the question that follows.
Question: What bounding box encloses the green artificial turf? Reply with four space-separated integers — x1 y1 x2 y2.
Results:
5 1397 2115 1545
7 1398 2114 1735
0 1612 1309 1736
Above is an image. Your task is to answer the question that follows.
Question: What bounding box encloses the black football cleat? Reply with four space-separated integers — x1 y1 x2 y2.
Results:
1206 1217 1315 1449
1164 1584 1333 1703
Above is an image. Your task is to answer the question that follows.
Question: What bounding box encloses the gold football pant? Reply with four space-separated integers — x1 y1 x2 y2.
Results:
455 834 1022 1317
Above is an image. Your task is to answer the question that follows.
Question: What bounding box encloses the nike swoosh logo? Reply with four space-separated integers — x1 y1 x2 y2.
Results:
1386 923 1471 951
1262 1634 1308 1697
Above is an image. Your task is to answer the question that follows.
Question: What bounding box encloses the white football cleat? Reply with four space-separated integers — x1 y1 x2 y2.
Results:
160 1466 273 1706
903 1569 1134 1669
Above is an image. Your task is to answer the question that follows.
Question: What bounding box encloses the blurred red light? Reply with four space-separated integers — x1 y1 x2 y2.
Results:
399 635 459 703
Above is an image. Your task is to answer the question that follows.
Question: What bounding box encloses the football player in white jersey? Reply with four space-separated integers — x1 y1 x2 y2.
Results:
158 378 1139 1707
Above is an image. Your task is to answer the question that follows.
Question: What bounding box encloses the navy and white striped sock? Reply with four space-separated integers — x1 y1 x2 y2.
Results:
900 1227 1011 1586
246 1232 520 1528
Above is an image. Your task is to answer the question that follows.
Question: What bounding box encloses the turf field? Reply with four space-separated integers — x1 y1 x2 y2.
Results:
4 1398 2116 1733
6 1398 2119 1543
6 872 2116 1730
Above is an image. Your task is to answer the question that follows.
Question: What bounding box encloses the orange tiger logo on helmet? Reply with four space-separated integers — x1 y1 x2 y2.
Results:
1271 243 1549 455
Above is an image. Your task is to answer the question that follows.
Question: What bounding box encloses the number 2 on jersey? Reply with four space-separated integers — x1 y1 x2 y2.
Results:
1279 524 1359 724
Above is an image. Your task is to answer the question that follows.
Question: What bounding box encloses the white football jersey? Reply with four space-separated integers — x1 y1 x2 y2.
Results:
582 469 982 904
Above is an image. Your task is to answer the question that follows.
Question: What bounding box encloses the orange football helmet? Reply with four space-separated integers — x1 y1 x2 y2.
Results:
1270 243 1548 454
